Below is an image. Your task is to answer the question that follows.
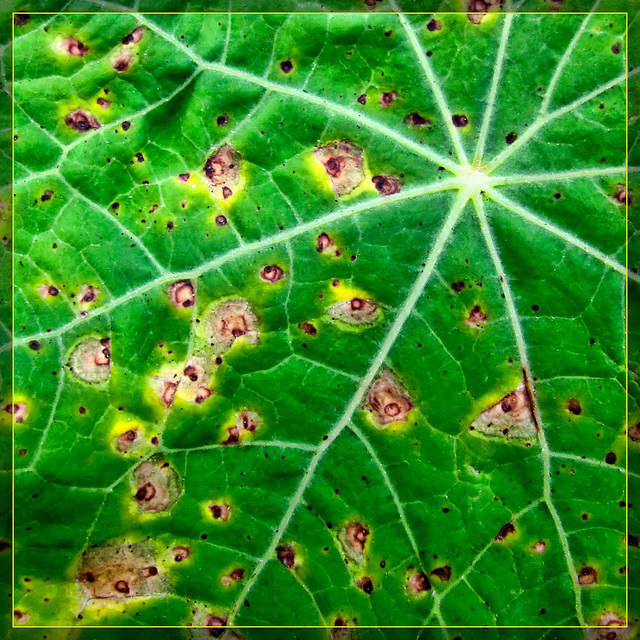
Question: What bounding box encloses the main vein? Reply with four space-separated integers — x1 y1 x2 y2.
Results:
471 194 586 627
227 191 469 624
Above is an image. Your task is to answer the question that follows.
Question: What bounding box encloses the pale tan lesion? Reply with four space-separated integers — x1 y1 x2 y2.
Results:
313 140 365 196
364 370 413 426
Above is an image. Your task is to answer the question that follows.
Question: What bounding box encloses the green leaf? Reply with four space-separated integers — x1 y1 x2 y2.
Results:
10 8 631 633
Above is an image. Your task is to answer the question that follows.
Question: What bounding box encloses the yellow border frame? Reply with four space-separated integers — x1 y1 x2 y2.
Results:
10 9 630 630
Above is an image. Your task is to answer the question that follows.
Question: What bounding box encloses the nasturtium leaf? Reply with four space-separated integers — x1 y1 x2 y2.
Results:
9 8 632 634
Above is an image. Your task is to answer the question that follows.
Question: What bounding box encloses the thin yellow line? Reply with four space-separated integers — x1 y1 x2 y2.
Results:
13 10 629 13
625 10 629 627
11 11 15 627
19 625 619 629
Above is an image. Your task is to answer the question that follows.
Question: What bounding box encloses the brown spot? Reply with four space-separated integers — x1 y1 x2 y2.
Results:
122 121 131 131
215 214 228 226
133 457 180 513
451 280 465 292
317 232 334 253
408 571 431 594
404 112 430 127
430 565 451 581
29 340 41 350
172 546 190 562
122 27 144 45
236 410 259 433
338 522 369 564
204 144 241 198
614 184 628 205
276 544 296 568
178 173 190 183
5 403 28 424
495 522 515 541
96 97 111 108
65 109 101 132
356 576 373 594
566 399 581 415
314 140 365 196
299 321 317 335
260 264 285 283
427 19 442 31
209 503 231 521
467 0 489 23
169 280 195 309
142 566 158 578
116 429 139 452
629 422 640 442
357 94 367 105
217 114 229 126
205 615 227 637
222 426 240 446
452 114 468 128
63 37 88 57
578 566 597 585
329 297 380 327
505 132 518 144
222 186 232 199
611 42 621 54
80 285 98 304
627 535 638 547
183 365 200 382
380 91 397 107
195 386 212 405
466 304 488 328
605 451 617 464
372 175 401 196
113 52 133 72
206 299 259 352
280 60 293 73
40 190 54 202
14 14 31 26
161 381 177 407
230 568 244 581
114 579 130 594
365 370 412 426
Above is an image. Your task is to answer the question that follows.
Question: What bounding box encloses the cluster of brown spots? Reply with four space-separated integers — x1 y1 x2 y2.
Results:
133 457 180 513
183 363 203 383
466 304 488 328
299 321 317 335
206 299 259 352
430 565 451 581
338 522 369 564
356 576 373 594
280 60 294 73
372 175 401 196
97 97 111 109
452 114 468 128
467 0 501 24
277 544 296 568
495 522 515 541
614 184 628 205
629 422 640 442
4 403 28 424
209 503 231 521
116 429 140 452
204 144 241 198
65 109 101 132
68 337 111 384
172 546 190 562
427 18 442 31
505 132 518 145
404 112 430 127
578 566 597 585
169 280 195 309
77 542 162 599
204 616 228 638
314 140 365 196
113 51 133 72
236 410 259 434
470 383 537 439
317 232 334 253
41 190 54 202
567 398 581 415
365 370 413 426
63 37 88 57
122 27 144 45
259 264 285 283
408 571 431 594
329 297 380 327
